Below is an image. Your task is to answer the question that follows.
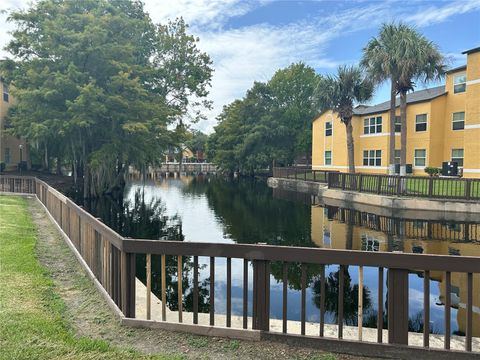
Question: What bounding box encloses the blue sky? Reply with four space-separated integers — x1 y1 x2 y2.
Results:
1 0 480 132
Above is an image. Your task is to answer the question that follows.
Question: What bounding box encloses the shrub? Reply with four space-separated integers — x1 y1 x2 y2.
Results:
424 167 441 177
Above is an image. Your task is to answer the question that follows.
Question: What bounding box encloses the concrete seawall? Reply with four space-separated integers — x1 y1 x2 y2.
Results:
268 177 480 215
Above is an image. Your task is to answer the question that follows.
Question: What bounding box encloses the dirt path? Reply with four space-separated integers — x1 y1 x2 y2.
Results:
29 197 379 360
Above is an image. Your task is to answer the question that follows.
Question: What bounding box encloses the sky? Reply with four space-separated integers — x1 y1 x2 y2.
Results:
1 0 479 133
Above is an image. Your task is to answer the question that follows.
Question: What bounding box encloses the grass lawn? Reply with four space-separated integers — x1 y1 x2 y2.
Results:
0 195 176 360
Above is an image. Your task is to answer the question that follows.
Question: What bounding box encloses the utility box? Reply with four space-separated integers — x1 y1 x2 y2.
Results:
442 161 458 177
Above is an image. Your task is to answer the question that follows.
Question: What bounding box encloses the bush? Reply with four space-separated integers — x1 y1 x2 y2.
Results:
424 167 441 177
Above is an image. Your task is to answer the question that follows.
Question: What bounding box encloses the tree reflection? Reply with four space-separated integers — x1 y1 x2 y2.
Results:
312 266 372 326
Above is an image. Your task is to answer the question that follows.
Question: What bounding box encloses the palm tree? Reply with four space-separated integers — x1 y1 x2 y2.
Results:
361 23 402 175
362 23 445 176
315 66 373 173
395 29 445 175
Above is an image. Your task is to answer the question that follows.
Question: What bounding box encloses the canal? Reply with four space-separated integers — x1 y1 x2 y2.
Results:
83 175 480 337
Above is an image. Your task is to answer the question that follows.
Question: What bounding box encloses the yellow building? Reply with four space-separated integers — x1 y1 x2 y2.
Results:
312 47 480 178
0 76 29 171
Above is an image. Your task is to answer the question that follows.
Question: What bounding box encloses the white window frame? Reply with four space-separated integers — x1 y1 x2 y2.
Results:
363 149 382 167
394 149 401 165
453 73 466 94
2 83 8 103
414 148 427 167
324 150 332 165
415 114 427 132
452 112 465 130
325 121 332 136
451 148 464 167
363 116 382 134
394 116 401 133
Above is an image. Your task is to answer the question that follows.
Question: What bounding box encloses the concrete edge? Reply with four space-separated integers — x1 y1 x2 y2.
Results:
268 177 480 215
122 318 262 341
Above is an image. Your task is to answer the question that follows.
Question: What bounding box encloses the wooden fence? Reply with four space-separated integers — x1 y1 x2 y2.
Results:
272 167 332 183
272 167 480 201
328 172 480 201
1 175 479 359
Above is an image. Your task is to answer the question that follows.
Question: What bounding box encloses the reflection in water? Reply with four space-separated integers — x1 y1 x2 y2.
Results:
82 176 479 336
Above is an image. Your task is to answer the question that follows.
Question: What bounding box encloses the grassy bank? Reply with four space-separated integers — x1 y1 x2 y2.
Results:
0 195 174 360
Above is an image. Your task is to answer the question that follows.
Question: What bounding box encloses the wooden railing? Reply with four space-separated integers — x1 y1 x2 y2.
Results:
1 175 479 359
327 172 480 201
272 167 480 201
272 167 332 183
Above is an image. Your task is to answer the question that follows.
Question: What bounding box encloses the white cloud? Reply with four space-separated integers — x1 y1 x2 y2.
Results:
406 0 480 27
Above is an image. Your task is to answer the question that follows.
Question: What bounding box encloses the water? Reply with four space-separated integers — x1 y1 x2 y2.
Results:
84 175 480 336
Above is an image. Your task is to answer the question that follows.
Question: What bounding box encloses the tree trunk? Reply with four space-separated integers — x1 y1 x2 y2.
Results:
82 140 89 199
44 143 49 172
400 91 407 176
56 156 62 175
345 120 355 174
388 80 396 175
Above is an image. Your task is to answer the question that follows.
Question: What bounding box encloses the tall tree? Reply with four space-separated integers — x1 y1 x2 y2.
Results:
394 28 445 175
361 23 400 175
2 0 212 197
314 66 373 173
361 23 446 175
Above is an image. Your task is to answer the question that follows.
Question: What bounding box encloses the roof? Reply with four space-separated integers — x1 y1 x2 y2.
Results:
462 46 480 55
445 64 467 74
353 85 446 116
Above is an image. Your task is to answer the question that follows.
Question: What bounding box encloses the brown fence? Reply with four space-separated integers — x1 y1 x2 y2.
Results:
328 172 480 201
272 167 332 183
1 175 479 359
272 167 480 201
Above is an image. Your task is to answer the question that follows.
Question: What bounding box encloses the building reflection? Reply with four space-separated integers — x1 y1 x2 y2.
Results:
311 205 480 337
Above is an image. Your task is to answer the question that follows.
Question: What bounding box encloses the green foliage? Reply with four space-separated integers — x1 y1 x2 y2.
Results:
2 0 212 196
207 63 320 174
185 129 208 155
424 167 441 177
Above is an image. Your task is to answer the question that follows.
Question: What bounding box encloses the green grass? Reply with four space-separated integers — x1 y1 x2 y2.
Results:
0 195 179 360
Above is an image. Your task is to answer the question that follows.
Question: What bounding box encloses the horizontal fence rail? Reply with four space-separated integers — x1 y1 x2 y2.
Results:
272 167 333 183
272 167 480 201
1 175 480 359
328 172 480 201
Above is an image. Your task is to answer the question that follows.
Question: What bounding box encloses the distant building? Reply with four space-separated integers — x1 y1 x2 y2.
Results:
0 77 29 171
312 47 480 178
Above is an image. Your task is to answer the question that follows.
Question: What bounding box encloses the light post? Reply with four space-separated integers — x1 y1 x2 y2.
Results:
19 144 23 174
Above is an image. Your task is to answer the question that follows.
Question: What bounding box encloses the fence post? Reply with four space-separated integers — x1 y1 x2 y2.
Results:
121 250 136 318
428 177 434 197
387 268 409 345
341 174 346 190
465 179 471 200
252 260 270 331
358 174 363 192
377 175 382 194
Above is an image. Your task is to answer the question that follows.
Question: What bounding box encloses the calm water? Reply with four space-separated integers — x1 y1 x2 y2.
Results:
84 175 480 336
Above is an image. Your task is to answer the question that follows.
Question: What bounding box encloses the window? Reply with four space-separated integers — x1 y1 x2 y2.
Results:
325 121 332 136
454 74 466 94
452 112 465 130
363 116 382 134
324 150 332 165
415 114 427 132
2 83 8 102
414 149 426 167
394 150 401 164
451 148 464 167
394 116 401 133
4 148 10 164
363 149 382 166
